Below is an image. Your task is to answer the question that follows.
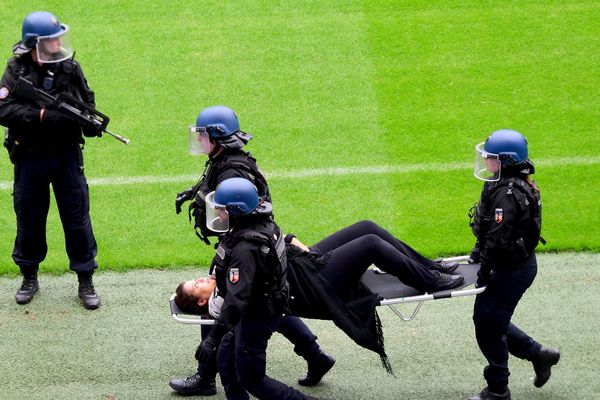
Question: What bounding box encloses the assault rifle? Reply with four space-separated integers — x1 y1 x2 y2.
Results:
15 77 130 145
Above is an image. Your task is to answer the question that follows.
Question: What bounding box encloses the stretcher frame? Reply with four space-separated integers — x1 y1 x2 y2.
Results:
169 256 485 325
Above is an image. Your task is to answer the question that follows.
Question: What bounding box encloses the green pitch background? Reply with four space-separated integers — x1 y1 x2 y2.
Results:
1 2 599 400
1 1 599 275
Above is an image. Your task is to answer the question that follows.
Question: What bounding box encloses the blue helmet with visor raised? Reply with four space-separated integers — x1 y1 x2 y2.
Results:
204 178 260 232
474 129 529 181
188 106 252 155
14 11 73 62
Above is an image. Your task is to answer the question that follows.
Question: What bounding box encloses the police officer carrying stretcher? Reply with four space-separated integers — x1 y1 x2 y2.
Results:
197 177 326 400
170 106 334 396
468 129 560 400
0 11 103 309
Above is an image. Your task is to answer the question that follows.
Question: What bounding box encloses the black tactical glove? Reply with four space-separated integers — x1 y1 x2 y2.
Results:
82 124 103 138
175 188 193 214
196 336 218 363
468 243 481 264
42 108 76 128
195 322 228 363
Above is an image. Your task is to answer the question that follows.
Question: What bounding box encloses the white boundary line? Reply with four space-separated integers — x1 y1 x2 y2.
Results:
1 155 599 190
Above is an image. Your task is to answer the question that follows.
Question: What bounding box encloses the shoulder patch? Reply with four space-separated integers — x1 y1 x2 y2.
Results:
494 208 503 224
229 267 240 284
0 87 9 100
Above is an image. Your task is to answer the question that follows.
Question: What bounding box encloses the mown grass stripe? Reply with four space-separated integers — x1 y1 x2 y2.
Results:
0 155 598 190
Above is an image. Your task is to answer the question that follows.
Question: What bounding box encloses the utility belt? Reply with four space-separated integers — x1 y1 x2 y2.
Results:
489 252 536 273
6 140 84 171
483 237 534 270
246 289 289 319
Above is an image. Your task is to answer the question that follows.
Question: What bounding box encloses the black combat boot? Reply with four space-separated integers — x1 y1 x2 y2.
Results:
468 387 511 400
169 372 217 396
298 350 336 386
532 346 560 388
15 270 39 305
77 271 101 310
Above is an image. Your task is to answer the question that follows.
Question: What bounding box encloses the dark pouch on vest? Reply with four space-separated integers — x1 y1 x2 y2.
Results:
514 237 530 260
4 130 19 164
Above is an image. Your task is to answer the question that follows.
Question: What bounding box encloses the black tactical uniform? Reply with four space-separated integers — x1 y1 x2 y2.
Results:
208 217 315 400
187 147 270 244
470 173 556 397
0 51 101 308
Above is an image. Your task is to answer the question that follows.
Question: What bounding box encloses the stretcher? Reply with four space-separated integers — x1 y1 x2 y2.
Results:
169 256 485 325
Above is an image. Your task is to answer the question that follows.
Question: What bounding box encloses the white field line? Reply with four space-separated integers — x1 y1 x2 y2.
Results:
0 155 599 190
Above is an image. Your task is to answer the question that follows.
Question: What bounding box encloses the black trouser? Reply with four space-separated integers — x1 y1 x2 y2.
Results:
310 220 439 294
198 315 319 378
473 254 541 393
12 147 98 273
217 315 310 400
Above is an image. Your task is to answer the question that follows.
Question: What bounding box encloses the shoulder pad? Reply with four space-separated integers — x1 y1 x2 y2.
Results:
215 244 227 262
242 231 271 244
497 178 539 210
222 154 253 166
6 57 23 74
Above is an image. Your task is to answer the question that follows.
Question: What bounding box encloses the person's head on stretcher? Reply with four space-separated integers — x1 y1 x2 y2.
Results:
175 277 216 315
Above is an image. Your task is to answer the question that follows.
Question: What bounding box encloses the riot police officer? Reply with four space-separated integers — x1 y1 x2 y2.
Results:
197 177 320 400
169 106 334 396
0 11 102 309
468 129 560 400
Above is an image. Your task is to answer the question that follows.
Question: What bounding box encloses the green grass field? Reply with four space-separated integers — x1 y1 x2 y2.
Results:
1 253 598 399
0 2 599 399
1 1 599 274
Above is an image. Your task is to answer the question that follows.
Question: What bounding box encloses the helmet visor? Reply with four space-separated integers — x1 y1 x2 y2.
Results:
35 24 73 63
188 126 212 155
205 191 229 233
474 142 501 181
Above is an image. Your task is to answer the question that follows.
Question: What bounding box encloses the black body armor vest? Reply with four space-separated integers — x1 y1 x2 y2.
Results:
188 151 270 244
213 221 289 317
469 176 543 260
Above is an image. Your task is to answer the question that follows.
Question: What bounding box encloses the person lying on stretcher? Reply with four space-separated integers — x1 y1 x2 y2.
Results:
175 219 464 359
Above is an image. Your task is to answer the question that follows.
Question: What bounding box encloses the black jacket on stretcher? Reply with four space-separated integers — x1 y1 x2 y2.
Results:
285 245 391 372
211 225 391 373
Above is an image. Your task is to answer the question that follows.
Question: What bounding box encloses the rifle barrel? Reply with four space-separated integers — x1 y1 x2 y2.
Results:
105 129 130 145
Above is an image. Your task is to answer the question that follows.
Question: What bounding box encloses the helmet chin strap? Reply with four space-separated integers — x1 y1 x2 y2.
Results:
208 145 225 159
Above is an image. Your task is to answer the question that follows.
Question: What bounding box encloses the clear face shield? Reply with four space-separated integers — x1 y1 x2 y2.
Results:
474 142 501 181
205 191 230 233
35 24 74 63
188 126 213 155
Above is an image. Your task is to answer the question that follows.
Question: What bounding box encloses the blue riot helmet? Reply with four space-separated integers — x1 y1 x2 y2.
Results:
13 11 73 62
474 129 529 181
188 106 252 155
204 178 260 232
